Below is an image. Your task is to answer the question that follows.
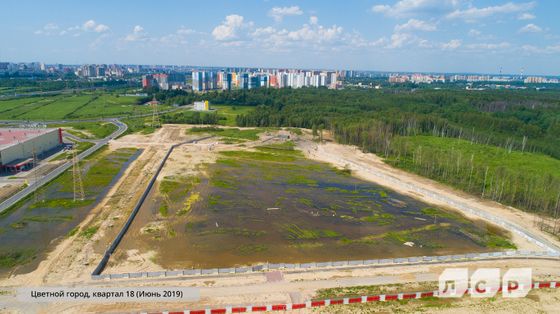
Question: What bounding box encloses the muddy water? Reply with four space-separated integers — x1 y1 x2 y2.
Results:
0 149 140 277
118 148 513 270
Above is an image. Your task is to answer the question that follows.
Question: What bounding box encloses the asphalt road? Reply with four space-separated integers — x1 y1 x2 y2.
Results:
0 119 127 214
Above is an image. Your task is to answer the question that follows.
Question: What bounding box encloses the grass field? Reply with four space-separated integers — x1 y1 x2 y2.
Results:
188 126 262 142
49 121 117 139
70 94 148 118
0 93 160 120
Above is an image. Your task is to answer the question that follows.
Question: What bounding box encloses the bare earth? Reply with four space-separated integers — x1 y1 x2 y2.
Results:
0 125 559 313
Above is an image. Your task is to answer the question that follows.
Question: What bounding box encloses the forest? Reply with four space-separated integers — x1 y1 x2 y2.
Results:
158 87 560 225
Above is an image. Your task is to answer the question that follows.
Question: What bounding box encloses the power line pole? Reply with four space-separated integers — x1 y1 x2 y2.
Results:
72 148 85 201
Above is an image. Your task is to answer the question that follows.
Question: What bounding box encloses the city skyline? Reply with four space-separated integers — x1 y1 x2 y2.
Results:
1 1 560 75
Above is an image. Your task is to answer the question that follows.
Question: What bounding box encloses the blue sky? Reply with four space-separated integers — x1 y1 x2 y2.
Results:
1 0 559 75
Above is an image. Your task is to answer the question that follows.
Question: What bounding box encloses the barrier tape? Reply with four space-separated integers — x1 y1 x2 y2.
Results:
142 281 558 314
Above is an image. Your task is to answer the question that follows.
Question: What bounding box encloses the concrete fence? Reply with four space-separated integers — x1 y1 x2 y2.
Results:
91 250 560 281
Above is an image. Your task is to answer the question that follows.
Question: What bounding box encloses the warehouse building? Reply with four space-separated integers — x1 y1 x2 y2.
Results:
0 128 63 172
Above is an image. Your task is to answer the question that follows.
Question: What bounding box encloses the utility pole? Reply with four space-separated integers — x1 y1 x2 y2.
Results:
72 149 85 201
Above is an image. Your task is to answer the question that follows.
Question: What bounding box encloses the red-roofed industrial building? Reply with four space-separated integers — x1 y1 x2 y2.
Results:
0 128 63 172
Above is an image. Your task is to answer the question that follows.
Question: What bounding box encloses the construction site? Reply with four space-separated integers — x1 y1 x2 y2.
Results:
0 122 558 313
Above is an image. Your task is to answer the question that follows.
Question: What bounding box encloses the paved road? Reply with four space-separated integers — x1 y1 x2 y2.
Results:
62 131 97 143
0 119 127 214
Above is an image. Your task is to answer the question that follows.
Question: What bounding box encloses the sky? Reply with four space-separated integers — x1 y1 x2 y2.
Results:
1 0 559 75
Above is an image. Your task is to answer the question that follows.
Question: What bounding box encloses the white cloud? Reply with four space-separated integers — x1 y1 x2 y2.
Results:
522 44 560 54
372 0 461 18
287 24 343 42
36 20 109 36
518 13 535 20
212 15 246 41
387 32 415 48
268 6 303 22
82 19 110 33
466 42 511 50
394 19 437 32
446 2 535 20
309 16 319 25
468 29 481 37
441 39 461 50
250 19 346 51
34 23 59 35
519 23 542 33
176 27 195 35
124 25 148 42
158 27 197 46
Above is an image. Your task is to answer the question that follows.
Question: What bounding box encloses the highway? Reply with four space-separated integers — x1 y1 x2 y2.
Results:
0 119 127 214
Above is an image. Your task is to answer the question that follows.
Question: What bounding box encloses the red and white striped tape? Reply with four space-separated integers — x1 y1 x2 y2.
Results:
145 281 557 314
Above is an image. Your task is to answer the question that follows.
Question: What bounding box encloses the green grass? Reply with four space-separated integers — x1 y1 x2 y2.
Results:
16 95 94 120
359 213 395 225
0 93 159 120
49 122 117 139
0 96 64 118
159 175 201 201
159 204 169 217
79 226 99 239
22 215 73 223
70 94 146 118
219 149 299 163
486 234 517 249
51 141 94 161
282 224 342 240
188 126 261 141
0 249 36 268
67 226 79 237
198 227 266 237
28 198 94 209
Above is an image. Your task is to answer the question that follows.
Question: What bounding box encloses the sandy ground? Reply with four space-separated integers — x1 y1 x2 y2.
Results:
1 125 559 313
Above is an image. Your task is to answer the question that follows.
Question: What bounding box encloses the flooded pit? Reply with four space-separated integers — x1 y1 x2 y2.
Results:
114 143 515 270
0 148 140 277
